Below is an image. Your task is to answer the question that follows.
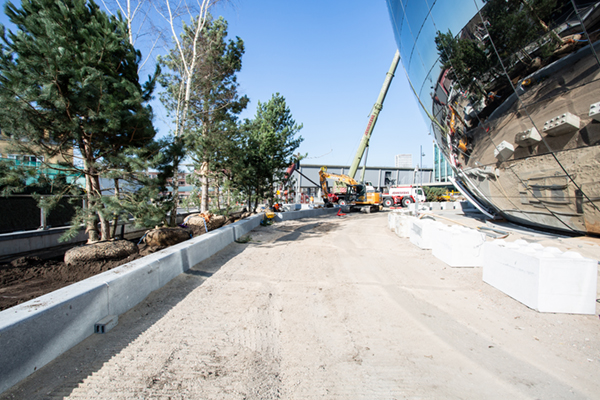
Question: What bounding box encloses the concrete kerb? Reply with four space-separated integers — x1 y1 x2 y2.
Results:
0 212 264 394
274 207 338 222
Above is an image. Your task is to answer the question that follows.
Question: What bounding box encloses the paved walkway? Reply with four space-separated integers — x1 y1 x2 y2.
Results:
2 212 599 399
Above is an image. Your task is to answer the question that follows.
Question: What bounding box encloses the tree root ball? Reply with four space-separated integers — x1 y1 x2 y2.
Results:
64 240 139 266
143 226 192 247
184 214 227 236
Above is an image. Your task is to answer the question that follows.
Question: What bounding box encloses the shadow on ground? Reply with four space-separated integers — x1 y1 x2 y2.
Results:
0 243 248 400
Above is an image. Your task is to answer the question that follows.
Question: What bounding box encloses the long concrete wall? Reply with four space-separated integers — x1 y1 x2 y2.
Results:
0 208 336 394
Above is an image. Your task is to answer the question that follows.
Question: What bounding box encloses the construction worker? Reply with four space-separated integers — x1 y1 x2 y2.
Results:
310 195 314 204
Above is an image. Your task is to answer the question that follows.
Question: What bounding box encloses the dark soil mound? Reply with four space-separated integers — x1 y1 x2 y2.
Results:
0 249 142 311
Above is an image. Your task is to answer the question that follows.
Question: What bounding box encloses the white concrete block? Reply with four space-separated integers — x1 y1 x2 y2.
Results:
282 203 301 211
514 127 541 147
388 210 411 232
483 240 597 314
395 215 416 238
494 140 514 161
543 112 580 136
387 212 397 231
409 218 442 249
589 101 600 121
432 225 486 267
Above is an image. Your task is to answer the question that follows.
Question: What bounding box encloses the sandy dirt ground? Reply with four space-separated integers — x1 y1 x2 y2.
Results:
2 211 599 399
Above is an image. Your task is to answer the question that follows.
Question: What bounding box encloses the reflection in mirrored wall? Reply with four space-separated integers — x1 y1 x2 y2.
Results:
387 0 600 234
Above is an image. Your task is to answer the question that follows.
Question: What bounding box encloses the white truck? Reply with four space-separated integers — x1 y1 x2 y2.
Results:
381 185 426 207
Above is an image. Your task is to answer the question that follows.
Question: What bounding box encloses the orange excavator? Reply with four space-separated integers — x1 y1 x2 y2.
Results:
319 167 381 213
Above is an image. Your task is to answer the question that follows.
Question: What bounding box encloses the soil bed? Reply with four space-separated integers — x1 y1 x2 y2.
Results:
0 246 143 311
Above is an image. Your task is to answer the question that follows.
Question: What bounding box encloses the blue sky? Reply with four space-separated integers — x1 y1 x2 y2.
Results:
0 0 435 168
206 0 432 168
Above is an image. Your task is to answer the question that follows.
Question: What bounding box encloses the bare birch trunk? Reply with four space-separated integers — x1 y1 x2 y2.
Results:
161 0 215 219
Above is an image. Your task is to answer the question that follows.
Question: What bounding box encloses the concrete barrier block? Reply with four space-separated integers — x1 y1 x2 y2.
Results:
102 257 161 317
184 228 233 269
409 218 442 249
273 207 336 222
282 203 301 211
494 140 514 161
432 225 486 267
231 214 262 240
515 127 541 147
589 101 600 121
0 280 108 394
388 212 403 231
543 112 580 136
483 240 598 314
395 215 416 238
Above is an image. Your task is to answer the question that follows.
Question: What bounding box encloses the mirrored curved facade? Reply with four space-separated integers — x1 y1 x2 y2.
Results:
387 0 600 234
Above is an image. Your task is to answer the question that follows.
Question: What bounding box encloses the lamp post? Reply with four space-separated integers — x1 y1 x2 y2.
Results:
420 145 425 187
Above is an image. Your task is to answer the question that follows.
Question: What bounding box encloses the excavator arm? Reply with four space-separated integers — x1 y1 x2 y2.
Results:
319 167 365 205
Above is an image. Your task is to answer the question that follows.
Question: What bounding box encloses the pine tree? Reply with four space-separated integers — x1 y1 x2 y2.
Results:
0 0 156 242
233 93 303 211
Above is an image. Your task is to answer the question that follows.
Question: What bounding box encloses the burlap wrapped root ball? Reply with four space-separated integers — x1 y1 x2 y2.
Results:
143 226 192 248
184 213 227 236
64 240 138 266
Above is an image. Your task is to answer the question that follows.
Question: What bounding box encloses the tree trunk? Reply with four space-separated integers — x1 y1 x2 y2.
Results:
169 170 179 226
91 174 111 240
215 179 220 210
111 178 120 239
84 171 100 243
201 161 209 212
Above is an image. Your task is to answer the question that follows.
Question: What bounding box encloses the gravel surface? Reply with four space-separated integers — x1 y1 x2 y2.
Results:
2 212 599 399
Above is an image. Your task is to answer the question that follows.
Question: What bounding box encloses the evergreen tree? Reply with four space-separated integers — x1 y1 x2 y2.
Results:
232 93 303 211
0 0 156 242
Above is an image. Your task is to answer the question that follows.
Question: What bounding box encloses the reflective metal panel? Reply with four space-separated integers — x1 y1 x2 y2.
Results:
387 0 600 234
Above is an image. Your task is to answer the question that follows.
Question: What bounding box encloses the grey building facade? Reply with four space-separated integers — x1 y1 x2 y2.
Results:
294 164 434 197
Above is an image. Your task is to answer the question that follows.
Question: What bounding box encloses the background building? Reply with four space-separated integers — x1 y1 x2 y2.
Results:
432 142 454 183
394 154 412 168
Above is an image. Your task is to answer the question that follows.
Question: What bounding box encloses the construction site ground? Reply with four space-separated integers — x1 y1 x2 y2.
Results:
1 210 599 399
